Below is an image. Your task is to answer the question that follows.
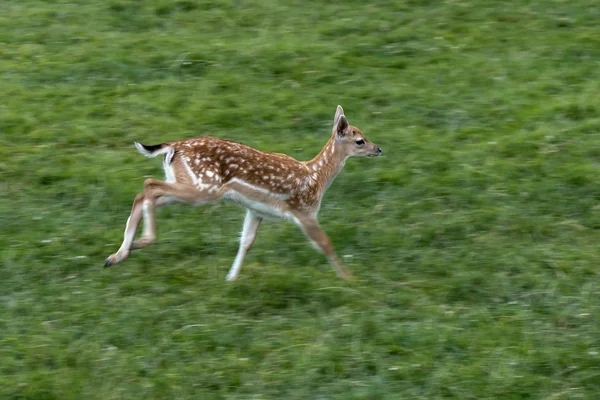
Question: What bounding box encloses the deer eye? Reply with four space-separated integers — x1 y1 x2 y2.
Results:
355 139 365 146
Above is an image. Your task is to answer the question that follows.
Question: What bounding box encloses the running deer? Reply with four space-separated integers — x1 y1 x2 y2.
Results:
105 105 382 280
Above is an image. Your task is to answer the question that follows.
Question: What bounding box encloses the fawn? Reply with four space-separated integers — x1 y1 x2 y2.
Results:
105 105 382 280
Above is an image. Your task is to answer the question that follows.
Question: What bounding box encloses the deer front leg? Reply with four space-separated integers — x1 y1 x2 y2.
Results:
226 210 263 281
295 216 353 280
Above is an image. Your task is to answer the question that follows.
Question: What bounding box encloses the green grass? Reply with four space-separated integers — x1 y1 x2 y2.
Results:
2 0 600 398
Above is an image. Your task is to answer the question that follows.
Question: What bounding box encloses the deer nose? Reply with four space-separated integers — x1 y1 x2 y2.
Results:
376 147 382 155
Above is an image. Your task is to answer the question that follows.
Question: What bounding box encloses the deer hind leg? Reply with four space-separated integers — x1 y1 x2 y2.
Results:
104 193 145 267
130 194 176 249
294 216 353 280
132 178 225 249
104 178 223 267
226 210 263 281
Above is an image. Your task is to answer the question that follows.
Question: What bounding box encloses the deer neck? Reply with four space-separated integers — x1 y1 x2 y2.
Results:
306 135 348 192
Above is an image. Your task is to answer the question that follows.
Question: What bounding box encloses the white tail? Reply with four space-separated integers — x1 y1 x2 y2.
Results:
105 105 382 280
133 141 169 157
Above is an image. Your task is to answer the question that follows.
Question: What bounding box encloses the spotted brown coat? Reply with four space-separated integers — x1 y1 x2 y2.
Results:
105 105 382 280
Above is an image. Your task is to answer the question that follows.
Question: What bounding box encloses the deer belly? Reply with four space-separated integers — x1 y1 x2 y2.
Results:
223 189 287 219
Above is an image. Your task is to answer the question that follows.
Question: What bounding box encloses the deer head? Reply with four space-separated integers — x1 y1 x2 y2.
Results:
332 105 382 158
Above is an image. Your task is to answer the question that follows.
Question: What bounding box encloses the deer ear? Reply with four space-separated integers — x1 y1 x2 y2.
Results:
334 114 349 137
333 105 344 126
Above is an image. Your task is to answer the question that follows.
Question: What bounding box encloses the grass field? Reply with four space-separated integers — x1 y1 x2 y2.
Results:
2 0 600 398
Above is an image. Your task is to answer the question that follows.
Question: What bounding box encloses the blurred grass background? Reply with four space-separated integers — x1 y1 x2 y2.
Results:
2 0 600 398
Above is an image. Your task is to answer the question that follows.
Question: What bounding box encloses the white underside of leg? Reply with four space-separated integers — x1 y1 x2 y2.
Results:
226 255 244 281
226 210 260 281
142 199 153 238
117 216 134 254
